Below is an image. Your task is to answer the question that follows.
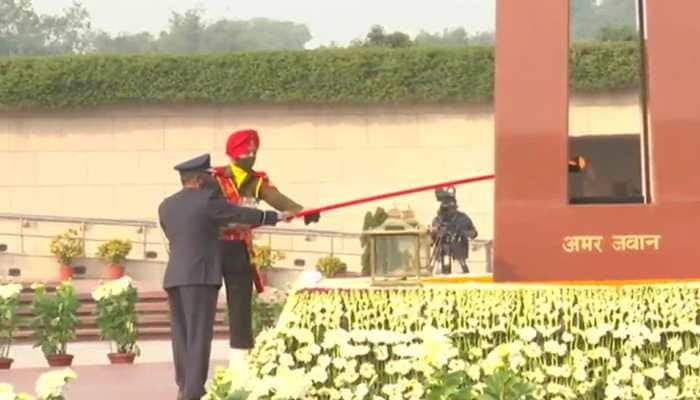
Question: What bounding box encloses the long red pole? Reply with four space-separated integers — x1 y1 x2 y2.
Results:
294 174 495 218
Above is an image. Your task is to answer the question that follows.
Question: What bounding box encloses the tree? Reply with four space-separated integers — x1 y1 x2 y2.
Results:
0 0 92 56
358 25 413 49
91 31 157 54
40 1 92 55
155 10 312 54
157 8 206 54
215 18 311 51
0 0 44 56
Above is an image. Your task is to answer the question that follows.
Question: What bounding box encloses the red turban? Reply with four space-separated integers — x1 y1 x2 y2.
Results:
226 129 260 159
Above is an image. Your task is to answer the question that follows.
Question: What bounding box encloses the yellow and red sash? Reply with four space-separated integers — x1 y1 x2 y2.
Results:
212 166 264 292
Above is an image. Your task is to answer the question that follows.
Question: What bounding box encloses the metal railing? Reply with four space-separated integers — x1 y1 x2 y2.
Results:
0 212 493 272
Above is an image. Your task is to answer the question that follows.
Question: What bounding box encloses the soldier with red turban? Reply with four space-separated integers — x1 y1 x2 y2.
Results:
211 129 320 371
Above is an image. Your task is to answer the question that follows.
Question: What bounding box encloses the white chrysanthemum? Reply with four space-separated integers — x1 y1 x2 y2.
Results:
517 327 537 342
269 367 313 400
642 366 665 382
278 353 294 367
543 340 567 356
0 284 22 300
667 337 683 353
523 343 542 359
354 383 369 400
35 369 77 399
448 358 466 372
0 383 19 400
359 363 375 379
374 345 389 361
339 388 353 400
317 354 331 368
667 362 681 380
309 366 328 384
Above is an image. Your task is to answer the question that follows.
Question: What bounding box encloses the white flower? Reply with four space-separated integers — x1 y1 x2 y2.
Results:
523 343 542 358
36 369 77 399
374 345 389 361
543 340 567 356
584 327 605 345
356 383 370 399
269 367 313 400
317 354 332 368
467 364 481 381
359 363 375 379
0 384 20 400
667 337 683 353
667 362 681 380
309 366 328 383
517 327 537 342
0 284 22 300
642 366 665 382
448 358 466 372
339 388 353 400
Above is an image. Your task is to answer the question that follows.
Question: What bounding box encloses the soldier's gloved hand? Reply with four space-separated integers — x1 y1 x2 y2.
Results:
304 212 320 225
261 210 280 226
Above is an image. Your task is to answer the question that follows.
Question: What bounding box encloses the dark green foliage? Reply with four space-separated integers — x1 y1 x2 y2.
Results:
361 207 389 276
0 44 640 109
569 42 641 92
426 368 537 400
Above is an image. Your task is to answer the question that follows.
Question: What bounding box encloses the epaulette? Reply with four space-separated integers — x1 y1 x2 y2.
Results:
211 166 228 177
252 170 276 194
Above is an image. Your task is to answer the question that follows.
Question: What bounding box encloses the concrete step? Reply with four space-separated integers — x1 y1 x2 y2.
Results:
13 325 231 342
18 290 169 304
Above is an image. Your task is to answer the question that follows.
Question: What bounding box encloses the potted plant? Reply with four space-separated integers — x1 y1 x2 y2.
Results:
91 276 140 364
316 255 348 278
49 229 84 281
96 239 133 279
252 244 285 286
0 283 23 369
30 282 80 367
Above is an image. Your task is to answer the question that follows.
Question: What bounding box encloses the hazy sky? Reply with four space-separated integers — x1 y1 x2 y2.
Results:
31 0 496 48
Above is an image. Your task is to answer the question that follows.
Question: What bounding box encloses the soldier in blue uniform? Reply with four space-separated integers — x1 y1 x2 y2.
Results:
158 154 288 400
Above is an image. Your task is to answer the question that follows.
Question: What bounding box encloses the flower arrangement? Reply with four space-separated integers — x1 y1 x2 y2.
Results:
251 288 288 338
35 369 77 400
315 255 347 279
49 229 84 267
0 283 23 365
252 244 285 270
207 282 700 399
96 239 132 265
91 277 140 358
0 383 34 400
30 282 80 360
0 368 76 400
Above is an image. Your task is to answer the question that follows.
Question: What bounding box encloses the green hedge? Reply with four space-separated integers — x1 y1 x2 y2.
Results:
0 43 640 109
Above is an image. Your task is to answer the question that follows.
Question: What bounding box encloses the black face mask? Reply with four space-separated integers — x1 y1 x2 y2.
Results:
235 156 256 171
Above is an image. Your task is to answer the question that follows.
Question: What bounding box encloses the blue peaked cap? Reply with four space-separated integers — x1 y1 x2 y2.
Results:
173 154 211 173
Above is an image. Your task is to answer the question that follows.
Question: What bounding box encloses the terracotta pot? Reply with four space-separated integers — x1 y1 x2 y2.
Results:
107 352 136 364
0 358 13 369
107 264 125 279
46 354 73 367
59 265 73 281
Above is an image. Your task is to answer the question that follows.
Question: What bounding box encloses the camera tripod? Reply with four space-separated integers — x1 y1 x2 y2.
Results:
429 226 469 275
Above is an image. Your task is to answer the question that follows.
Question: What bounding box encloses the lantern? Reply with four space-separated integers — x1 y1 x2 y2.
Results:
363 208 429 286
